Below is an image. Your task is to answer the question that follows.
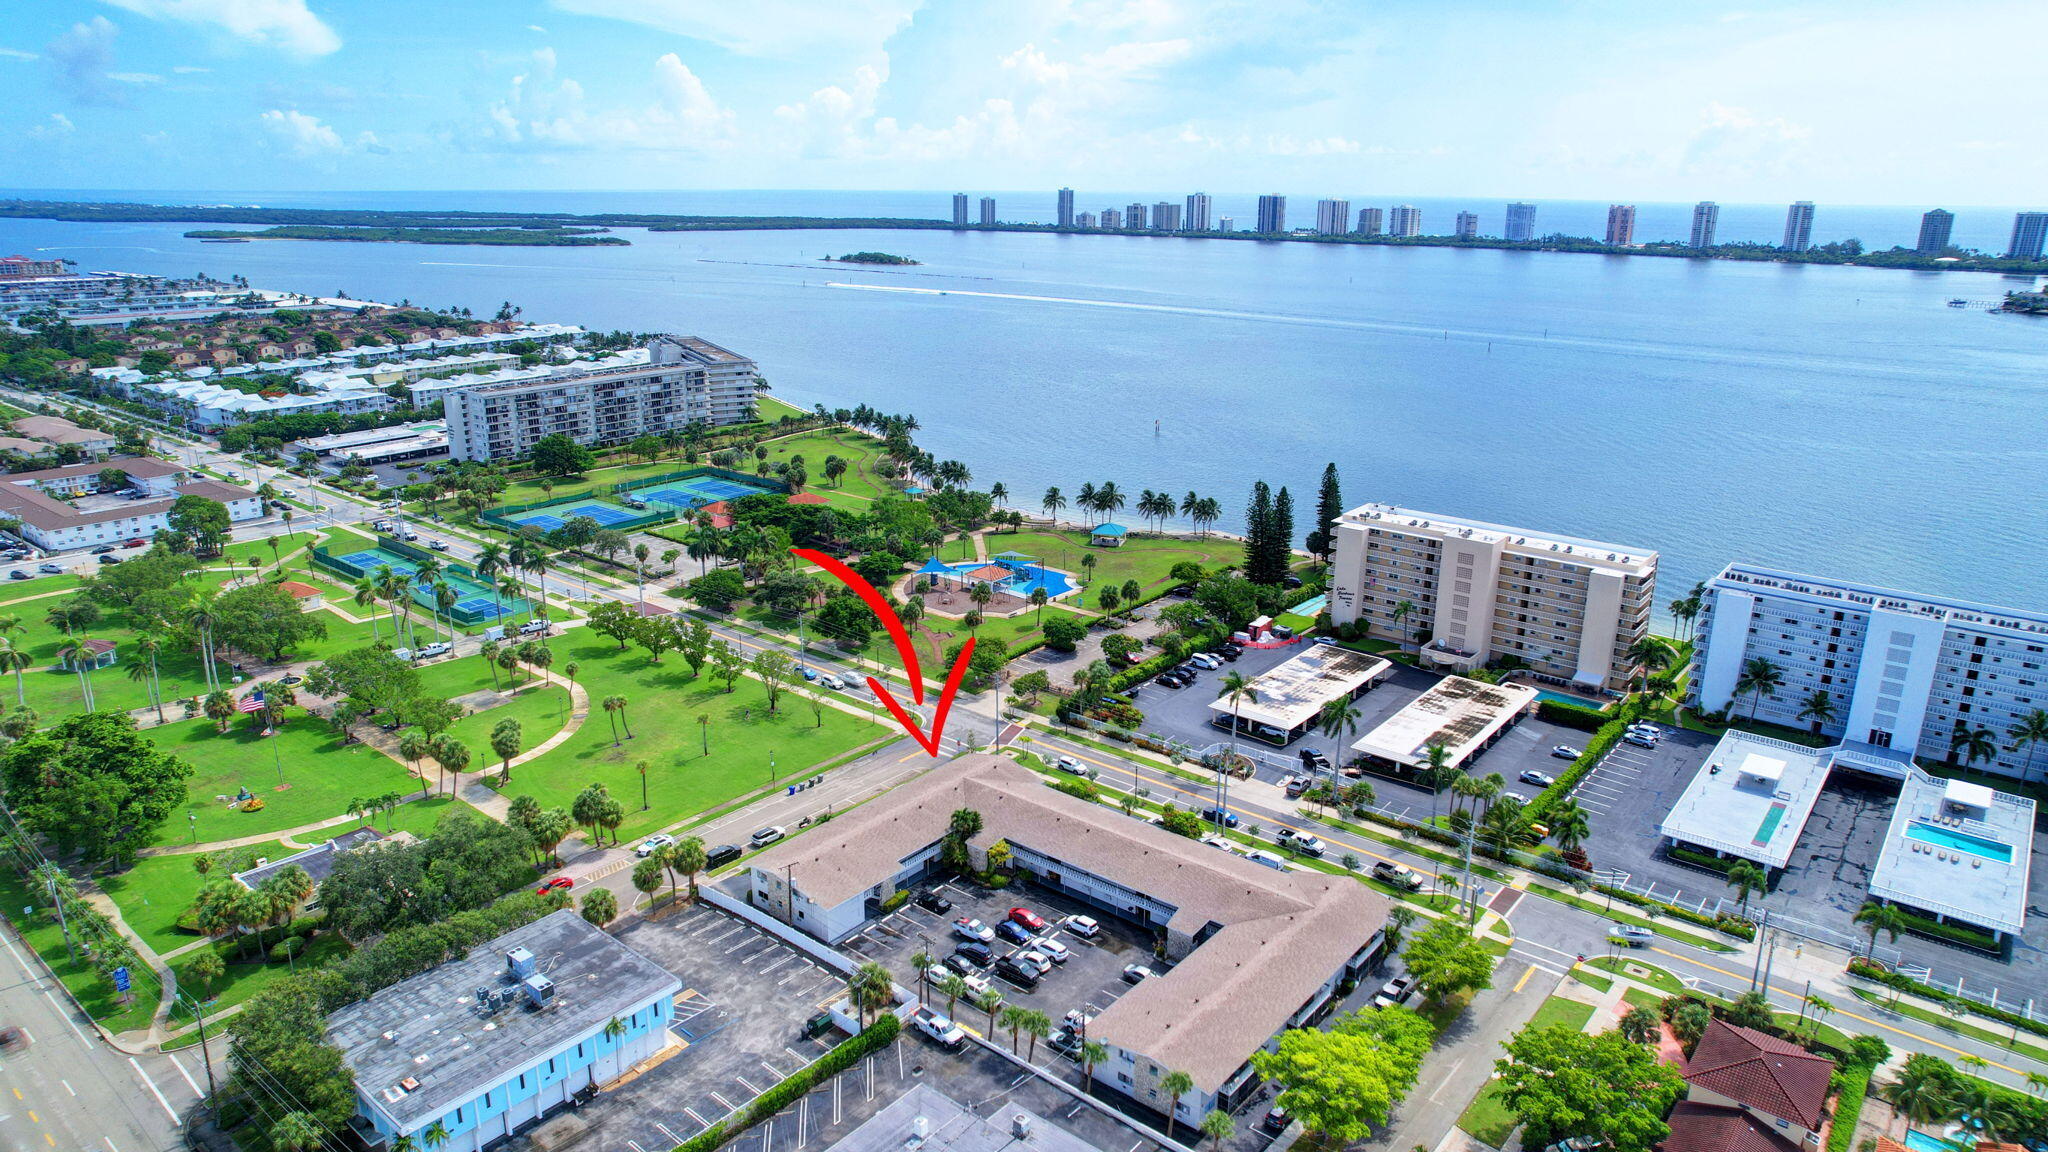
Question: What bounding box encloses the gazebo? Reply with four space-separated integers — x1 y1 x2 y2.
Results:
1089 523 1129 548
786 492 829 506
961 564 1012 588
58 638 117 671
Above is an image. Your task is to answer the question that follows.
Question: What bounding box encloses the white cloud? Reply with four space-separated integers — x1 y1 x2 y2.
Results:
484 48 734 152
260 107 342 156
101 0 340 57
173 64 210 73
547 0 918 58
109 71 163 83
47 16 124 105
527 24 547 33
0 47 37 61
28 113 76 140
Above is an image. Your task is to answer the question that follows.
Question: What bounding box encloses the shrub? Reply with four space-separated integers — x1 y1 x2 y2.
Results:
1846 958 2048 1040
1667 846 1734 873
1536 700 1609 732
878 891 908 913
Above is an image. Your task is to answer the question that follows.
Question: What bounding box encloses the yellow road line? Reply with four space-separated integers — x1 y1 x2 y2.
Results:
1513 965 1535 993
26 1111 36 1122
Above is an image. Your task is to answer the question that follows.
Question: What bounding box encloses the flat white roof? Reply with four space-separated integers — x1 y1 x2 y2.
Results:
1659 731 1833 871
1205 645 1391 732
1338 502 1657 576
1870 770 2033 936
1945 779 1994 810
1349 676 1536 770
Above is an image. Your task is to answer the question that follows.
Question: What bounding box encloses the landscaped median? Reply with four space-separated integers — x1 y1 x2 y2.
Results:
670 1014 900 1152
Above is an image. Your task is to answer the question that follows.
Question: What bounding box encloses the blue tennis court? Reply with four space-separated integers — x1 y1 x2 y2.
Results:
510 502 640 531
632 475 769 508
333 546 523 622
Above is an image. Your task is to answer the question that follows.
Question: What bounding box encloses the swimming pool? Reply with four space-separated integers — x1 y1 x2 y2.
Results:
1905 821 2014 864
1902 1128 1976 1152
941 560 1076 599
1291 593 1328 617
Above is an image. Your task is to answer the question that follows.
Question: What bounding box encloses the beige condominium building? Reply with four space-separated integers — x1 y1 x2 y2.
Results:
444 335 758 462
1327 503 1658 692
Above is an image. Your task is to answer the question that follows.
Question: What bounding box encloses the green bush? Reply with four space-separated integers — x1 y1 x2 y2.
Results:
1667 846 1734 874
878 891 908 913
1825 1065 1870 1152
1537 700 1609 732
1897 908 2001 953
1847 957 2047 1039
1591 882 1755 941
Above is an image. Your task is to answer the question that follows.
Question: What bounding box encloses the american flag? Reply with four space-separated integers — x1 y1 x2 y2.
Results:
237 688 267 714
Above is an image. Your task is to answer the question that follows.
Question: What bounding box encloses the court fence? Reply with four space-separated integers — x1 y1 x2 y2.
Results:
309 534 526 625
479 466 790 535
613 464 790 501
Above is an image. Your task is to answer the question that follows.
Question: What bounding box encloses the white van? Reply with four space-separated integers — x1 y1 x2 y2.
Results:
1242 849 1293 872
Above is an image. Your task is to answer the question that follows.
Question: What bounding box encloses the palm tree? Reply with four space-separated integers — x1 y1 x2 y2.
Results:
0 641 29 709
847 962 894 1030
1215 670 1259 814
1626 636 1672 688
999 1004 1031 1052
1618 1005 1662 1045
1019 1009 1051 1061
1079 552 1097 585
1796 689 1838 735
269 1113 326 1152
352 577 383 641
399 730 431 796
2008 709 2048 784
1028 586 1049 623
1041 487 1066 527
1802 994 1833 1039
128 631 168 722
1551 799 1592 864
1949 721 1998 768
1881 1053 1958 1130
1158 1069 1194 1141
1198 1110 1235 1152
602 695 631 745
1854 900 1909 959
937 974 970 1021
1733 656 1785 722
1317 696 1362 751
422 1121 451 1152
1079 1041 1108 1098
1725 859 1767 913
1423 741 1451 824
1390 599 1417 650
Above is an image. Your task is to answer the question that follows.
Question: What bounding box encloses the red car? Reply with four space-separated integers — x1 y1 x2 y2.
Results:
537 876 573 896
123 538 146 548
1008 907 1046 931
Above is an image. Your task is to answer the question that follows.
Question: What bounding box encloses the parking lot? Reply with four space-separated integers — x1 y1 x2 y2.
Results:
586 905 853 1152
839 878 1161 1043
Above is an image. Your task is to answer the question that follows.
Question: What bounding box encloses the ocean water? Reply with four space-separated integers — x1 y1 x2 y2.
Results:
3 189 2044 617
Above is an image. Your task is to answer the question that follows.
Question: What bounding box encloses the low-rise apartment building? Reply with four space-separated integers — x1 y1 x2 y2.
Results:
444 336 758 462
746 756 1389 1122
1327 503 1658 691
0 458 262 552
1691 563 2048 780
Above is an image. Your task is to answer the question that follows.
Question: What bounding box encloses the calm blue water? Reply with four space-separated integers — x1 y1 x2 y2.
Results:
940 560 1075 601
4 189 2044 622
1905 821 2016 864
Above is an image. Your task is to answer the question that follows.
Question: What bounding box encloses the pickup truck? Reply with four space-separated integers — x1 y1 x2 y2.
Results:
1372 861 1424 891
911 1007 966 1051
1371 974 1415 1009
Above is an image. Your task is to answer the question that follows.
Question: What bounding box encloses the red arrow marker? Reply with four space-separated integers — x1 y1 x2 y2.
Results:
791 547 975 756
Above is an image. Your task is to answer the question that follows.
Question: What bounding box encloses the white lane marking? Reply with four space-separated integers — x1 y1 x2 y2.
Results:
655 1122 683 1144
0 933 91 1044
168 1055 203 1097
126 1059 177 1123
60 1081 74 1096
104 1137 119 1152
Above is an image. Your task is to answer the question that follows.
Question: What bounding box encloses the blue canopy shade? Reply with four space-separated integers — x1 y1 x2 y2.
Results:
915 556 955 576
1090 523 1129 537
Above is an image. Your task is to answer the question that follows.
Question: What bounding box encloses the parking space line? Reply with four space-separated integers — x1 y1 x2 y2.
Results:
627 1140 647 1152
736 1075 762 1096
798 1096 810 1148
710 1090 737 1113
761 954 795 974
761 1060 785 1080
684 1107 708 1129
785 1046 809 1063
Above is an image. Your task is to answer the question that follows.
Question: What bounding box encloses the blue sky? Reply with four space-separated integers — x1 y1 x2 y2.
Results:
4 0 2043 203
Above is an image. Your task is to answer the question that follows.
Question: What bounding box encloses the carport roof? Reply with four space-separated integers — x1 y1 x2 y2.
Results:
1348 675 1536 769
748 755 1388 1094
1205 644 1391 731
1658 730 1831 870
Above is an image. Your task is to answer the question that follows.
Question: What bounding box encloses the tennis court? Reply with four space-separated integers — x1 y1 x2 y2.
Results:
508 501 643 532
335 545 523 622
630 474 769 509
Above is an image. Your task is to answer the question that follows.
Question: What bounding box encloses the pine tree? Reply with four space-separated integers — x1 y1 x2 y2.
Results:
1309 463 1343 562
1271 486 1295 580
1243 481 1272 580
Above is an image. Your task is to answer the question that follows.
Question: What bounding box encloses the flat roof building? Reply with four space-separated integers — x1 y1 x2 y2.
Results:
1327 503 1658 691
1783 201 1815 251
328 910 680 1152
1605 204 1636 246
745 756 1389 1121
1350 675 1537 772
1205 644 1391 745
1658 731 1834 871
1690 562 2048 782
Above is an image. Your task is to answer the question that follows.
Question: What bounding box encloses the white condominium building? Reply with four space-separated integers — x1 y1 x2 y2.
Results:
1315 199 1351 236
1327 503 1659 691
1691 564 2048 781
444 335 758 462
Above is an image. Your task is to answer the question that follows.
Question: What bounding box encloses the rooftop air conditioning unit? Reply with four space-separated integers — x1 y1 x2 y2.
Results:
507 946 538 980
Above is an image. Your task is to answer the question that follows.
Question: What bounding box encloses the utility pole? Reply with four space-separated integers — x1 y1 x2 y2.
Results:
1749 908 1770 991
187 993 219 1102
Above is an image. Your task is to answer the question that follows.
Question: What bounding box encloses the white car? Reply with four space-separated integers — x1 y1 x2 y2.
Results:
1064 914 1099 939
519 619 551 635
1054 755 1088 775
1017 950 1054 976
1188 653 1222 670
818 672 847 691
1031 936 1070 964
416 641 453 658
1122 964 1155 984
953 918 996 943
636 834 675 857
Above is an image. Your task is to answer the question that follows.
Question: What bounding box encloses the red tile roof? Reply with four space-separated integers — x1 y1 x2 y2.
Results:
786 492 828 505
1682 1019 1834 1130
1662 1101 1801 1152
278 581 323 598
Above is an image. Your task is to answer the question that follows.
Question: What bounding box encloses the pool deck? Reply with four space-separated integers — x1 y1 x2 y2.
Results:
1870 769 2034 937
1658 729 1833 871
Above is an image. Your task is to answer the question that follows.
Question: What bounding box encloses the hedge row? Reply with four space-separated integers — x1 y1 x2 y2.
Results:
1526 698 1647 824
1847 957 2048 1039
1825 1065 1872 1152
1896 908 2003 953
1666 845 1736 874
1536 699 1610 732
1592 881 1756 941
671 1014 901 1152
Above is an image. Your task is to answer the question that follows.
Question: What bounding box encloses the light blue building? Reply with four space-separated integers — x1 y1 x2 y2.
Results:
328 911 680 1152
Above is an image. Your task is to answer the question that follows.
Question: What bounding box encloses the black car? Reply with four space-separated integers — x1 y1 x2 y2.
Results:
704 844 743 869
90 545 116 555
1282 575 1304 589
1261 1106 1290 1134
1156 672 1187 689
952 941 994 968
1216 648 1240 661
994 957 1040 988
5 571 25 581
97 554 122 565
1200 807 1240 828
996 920 1033 945
915 890 953 914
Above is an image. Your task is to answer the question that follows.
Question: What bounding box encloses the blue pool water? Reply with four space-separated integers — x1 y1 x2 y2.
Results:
1534 688 1608 710
942 560 1075 599
1904 821 2014 864
1902 1129 1974 1152
1291 593 1328 617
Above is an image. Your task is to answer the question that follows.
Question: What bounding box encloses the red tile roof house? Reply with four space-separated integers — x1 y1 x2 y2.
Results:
1663 1019 1836 1152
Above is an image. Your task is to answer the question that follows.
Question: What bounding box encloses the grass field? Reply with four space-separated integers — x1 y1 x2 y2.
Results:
0 867 156 1034
1457 1081 1518 1149
445 681 573 780
302 794 478 843
162 714 418 844
756 426 895 504
498 630 884 840
168 929 351 1021
98 840 294 956
990 529 1233 606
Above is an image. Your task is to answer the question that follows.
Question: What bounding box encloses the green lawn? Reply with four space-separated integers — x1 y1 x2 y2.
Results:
756 426 896 504
0 572 83 598
1528 994 1597 1033
1849 987 2048 1063
168 929 351 1022
988 529 1236 606
1623 987 1663 1010
445 681 573 779
98 840 295 956
164 714 419 844
1457 1081 1517 1149
302 794 479 843
1573 969 1614 993
1587 956 1685 995
0 867 157 1034
500 631 885 840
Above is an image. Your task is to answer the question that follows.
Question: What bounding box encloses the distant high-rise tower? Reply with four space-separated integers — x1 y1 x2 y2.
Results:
1388 205 1421 237
1256 195 1287 233
1076 211 1096 229
1605 204 1636 246
1915 209 1954 253
1355 207 1383 237
1101 208 1121 230
1505 202 1537 242
1454 211 1479 240
1057 188 1075 228
2011 212 2048 259
1185 193 1212 232
978 197 996 226
1217 216 1235 232
1125 203 1147 230
1782 201 1815 250
952 194 969 227
1153 202 1182 231
1315 199 1351 236
1689 201 1719 249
